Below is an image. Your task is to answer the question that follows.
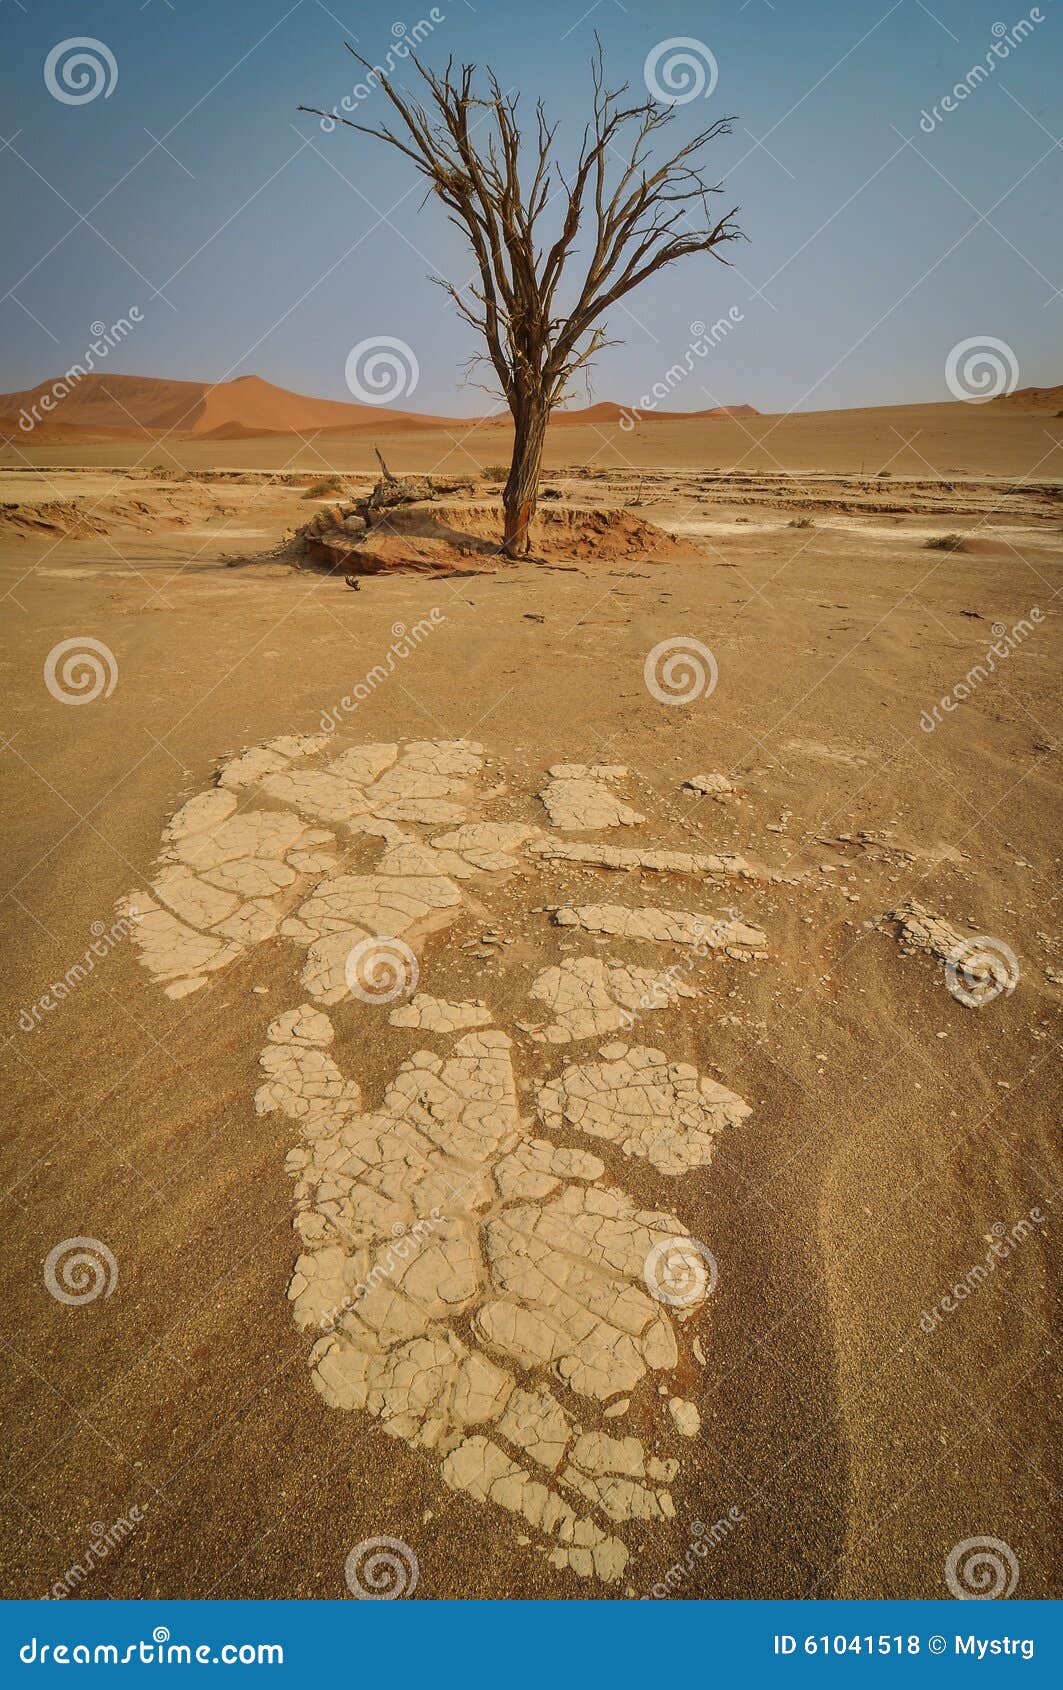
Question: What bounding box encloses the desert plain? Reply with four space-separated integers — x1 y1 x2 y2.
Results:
1 379 1060 1600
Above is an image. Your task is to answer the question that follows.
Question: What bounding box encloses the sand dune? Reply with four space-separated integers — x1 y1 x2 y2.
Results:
0 371 453 441
3 372 1060 487
990 383 1063 413
548 400 760 426
5 363 1058 453
192 374 455 436
0 370 758 443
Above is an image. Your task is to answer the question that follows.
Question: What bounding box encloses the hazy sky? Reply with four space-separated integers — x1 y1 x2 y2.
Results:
1 0 1060 415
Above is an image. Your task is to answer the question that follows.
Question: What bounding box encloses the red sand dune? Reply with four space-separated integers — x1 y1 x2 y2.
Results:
0 371 759 441
550 400 759 426
193 374 455 435
0 372 453 440
989 384 1063 413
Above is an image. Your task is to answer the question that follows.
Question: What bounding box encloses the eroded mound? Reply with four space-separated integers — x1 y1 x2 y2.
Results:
0 499 110 540
0 480 245 542
299 498 685 574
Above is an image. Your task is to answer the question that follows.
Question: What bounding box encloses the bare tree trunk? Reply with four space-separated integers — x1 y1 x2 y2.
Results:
501 401 549 557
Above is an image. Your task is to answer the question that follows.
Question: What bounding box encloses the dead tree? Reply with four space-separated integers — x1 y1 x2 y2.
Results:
301 47 742 557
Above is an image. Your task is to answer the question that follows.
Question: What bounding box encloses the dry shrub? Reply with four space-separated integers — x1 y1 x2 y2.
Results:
302 475 345 500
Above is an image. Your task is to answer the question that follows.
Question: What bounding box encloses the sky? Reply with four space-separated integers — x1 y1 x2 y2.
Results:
0 0 1060 417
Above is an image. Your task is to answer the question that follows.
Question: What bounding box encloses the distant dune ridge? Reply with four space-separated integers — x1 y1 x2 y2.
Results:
0 370 758 441
989 384 1063 413
0 373 451 440
1 370 1058 443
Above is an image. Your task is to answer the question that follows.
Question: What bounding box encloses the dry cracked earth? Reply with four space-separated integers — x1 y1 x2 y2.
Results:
113 728 1052 1595
3 438 1060 1602
123 735 779 1587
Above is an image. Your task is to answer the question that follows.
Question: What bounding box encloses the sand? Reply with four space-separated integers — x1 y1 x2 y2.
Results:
0 372 456 441
0 373 755 451
4 372 1061 481
1 398 1059 1601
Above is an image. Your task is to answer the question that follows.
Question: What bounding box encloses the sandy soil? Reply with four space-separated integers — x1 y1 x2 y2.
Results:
1 406 1059 1601
5 396 1063 482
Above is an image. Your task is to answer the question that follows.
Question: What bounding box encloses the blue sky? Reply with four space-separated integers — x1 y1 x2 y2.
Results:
1 0 1060 415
